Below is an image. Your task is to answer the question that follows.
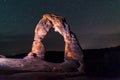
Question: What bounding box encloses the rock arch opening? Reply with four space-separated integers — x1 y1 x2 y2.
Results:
43 28 64 63
43 28 64 51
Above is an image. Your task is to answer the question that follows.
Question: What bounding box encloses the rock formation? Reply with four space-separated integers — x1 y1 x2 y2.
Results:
26 14 84 72
0 14 84 72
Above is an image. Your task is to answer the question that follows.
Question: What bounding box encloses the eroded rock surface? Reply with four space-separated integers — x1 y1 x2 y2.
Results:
0 14 84 72
26 14 84 72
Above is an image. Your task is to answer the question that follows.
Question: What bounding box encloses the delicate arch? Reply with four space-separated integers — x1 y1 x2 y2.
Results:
27 14 84 71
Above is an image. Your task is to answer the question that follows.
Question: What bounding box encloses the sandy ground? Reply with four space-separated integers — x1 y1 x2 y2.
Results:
0 71 119 80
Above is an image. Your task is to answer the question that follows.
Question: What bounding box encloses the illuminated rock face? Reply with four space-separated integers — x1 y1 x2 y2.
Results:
27 17 53 59
27 14 84 72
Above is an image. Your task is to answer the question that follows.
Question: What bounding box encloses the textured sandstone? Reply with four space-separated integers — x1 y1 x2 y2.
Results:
27 14 84 72
0 14 84 72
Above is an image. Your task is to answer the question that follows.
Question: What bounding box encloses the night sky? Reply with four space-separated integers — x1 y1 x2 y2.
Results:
0 0 120 55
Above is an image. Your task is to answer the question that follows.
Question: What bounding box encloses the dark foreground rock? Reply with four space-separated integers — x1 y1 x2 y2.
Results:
0 71 119 80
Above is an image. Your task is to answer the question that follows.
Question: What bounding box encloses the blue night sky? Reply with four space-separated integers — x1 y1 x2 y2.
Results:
0 0 120 55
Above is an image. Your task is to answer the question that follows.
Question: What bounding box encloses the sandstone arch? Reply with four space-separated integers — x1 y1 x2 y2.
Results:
27 14 84 72
0 14 84 72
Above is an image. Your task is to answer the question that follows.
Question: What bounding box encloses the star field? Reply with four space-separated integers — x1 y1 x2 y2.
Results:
0 0 120 55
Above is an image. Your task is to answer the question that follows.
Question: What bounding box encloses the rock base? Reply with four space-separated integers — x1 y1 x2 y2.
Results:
0 57 80 72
